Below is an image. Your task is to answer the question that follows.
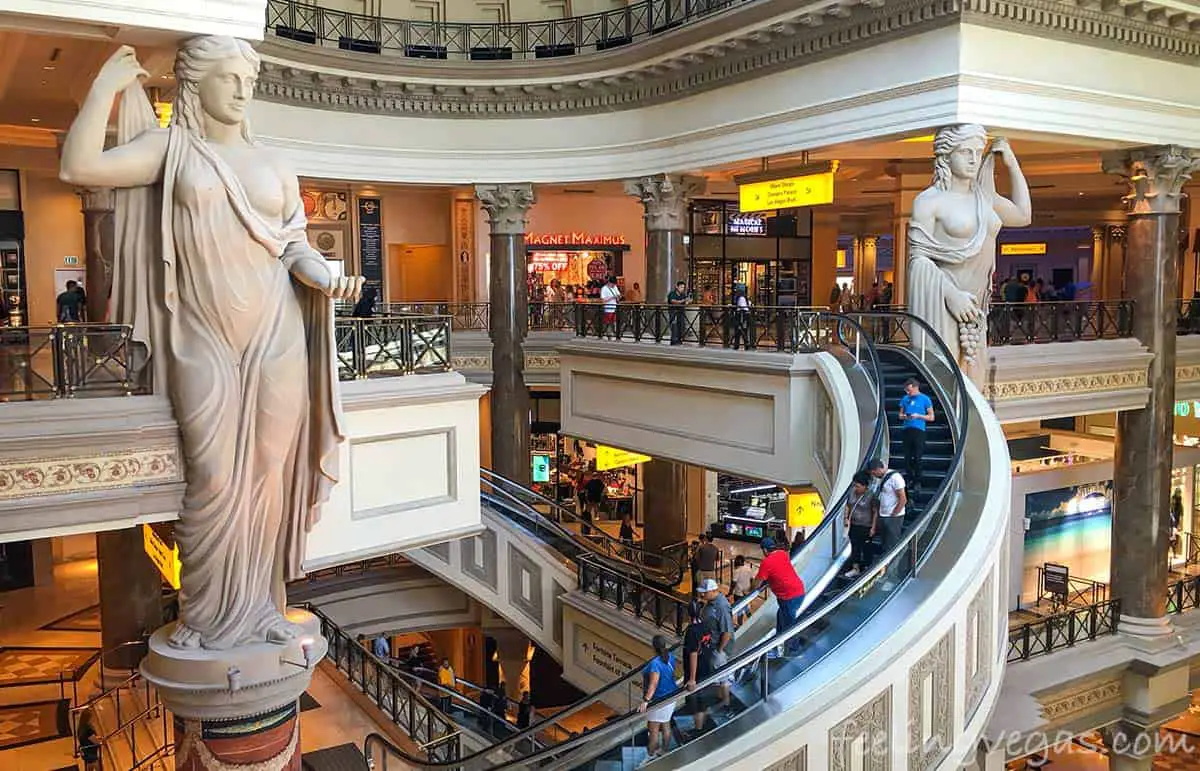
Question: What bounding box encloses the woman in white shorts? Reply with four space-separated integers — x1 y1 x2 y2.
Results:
637 635 680 762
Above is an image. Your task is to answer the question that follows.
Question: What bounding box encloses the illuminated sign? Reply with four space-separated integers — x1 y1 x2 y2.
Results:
595 445 651 471
1175 401 1200 417
727 214 767 236
142 524 181 590
836 249 847 268
1000 243 1047 256
738 169 837 213
787 491 825 528
528 251 570 272
526 232 627 247
532 454 551 483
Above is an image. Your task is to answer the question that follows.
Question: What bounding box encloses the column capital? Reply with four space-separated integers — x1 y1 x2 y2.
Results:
474 183 536 235
1102 145 1200 215
861 235 879 248
623 174 706 231
77 187 115 213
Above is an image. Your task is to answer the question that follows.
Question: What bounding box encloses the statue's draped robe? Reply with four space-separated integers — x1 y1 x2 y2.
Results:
113 87 342 649
906 154 1000 385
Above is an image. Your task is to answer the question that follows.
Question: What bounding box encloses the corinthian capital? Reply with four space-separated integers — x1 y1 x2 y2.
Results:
475 183 536 235
623 174 706 231
1102 145 1200 215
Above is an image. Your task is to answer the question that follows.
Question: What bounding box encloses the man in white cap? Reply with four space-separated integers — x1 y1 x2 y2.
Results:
697 578 734 713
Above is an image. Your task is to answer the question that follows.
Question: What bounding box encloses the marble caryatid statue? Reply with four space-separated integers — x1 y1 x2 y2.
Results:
60 39 362 650
907 124 1031 384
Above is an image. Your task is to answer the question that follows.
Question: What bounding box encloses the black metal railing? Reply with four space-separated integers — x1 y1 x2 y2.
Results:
0 324 140 401
577 555 689 634
574 302 829 351
1033 567 1109 610
334 314 452 379
266 0 747 61
987 300 1134 345
1007 598 1121 663
309 605 462 762
1167 573 1200 614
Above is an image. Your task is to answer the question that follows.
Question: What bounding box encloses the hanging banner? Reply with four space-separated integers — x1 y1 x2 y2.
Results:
142 524 181 590
595 445 652 471
787 491 825 528
357 196 384 292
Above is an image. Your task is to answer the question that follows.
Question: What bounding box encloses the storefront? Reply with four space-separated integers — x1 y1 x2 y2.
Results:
715 475 788 543
526 232 630 301
688 200 813 307
0 170 27 326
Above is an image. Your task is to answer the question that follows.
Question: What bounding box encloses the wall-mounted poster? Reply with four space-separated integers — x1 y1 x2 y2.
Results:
1022 481 1112 601
303 190 349 223
307 227 345 263
357 197 384 292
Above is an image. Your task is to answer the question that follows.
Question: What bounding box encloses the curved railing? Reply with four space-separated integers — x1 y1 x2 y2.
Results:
356 311 902 770
483 468 684 586
266 0 753 61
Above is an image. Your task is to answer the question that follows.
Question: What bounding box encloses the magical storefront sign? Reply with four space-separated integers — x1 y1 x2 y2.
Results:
526 232 628 247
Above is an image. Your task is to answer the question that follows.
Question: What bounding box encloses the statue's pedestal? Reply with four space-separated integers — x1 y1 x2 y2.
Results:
140 608 327 771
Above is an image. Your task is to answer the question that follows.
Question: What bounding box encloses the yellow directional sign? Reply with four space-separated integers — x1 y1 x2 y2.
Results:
595 445 652 471
1000 242 1047 256
739 170 836 213
787 491 825 528
142 524 182 590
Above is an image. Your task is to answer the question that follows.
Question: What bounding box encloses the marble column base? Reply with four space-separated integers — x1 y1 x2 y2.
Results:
1117 613 1173 640
140 608 327 769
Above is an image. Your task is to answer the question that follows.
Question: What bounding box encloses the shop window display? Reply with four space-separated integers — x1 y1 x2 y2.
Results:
525 233 630 304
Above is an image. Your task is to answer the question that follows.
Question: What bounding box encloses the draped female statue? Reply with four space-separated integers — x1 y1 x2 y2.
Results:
60 39 363 650
907 124 1032 384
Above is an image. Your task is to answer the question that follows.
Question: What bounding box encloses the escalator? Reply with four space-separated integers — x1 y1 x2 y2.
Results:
357 310 1010 770
357 311 916 769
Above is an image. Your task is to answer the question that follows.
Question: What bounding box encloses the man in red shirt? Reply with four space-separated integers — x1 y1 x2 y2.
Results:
755 537 806 656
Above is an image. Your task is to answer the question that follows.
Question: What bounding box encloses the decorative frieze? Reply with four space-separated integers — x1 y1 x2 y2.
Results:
965 574 994 722
0 446 182 500
908 632 954 771
1038 678 1123 723
830 689 892 771
257 0 1200 119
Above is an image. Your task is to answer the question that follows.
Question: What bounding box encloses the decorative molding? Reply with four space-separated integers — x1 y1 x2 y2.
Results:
907 632 954 771
451 352 560 370
623 174 707 232
1038 678 1123 723
475 183 537 235
965 573 994 722
766 746 808 771
0 445 182 501
1103 145 1200 216
257 0 1200 119
985 369 1147 401
830 688 891 771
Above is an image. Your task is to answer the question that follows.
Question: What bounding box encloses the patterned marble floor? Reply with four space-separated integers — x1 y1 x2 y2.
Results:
0 647 100 689
39 605 101 633
0 699 70 751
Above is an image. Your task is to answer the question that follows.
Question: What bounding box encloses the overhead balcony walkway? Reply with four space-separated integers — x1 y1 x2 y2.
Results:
353 310 1010 770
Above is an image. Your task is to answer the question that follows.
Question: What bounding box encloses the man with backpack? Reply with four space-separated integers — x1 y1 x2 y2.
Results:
869 458 907 588
682 599 714 737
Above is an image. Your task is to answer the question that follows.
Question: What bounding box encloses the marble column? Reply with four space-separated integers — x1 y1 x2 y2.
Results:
96 527 163 671
1090 225 1106 297
859 236 879 297
623 174 705 303
641 459 689 554
77 187 115 323
1103 146 1200 636
492 628 531 699
475 184 537 485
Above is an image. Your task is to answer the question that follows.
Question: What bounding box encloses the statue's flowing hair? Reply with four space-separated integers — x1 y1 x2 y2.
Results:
931 123 989 191
172 35 260 141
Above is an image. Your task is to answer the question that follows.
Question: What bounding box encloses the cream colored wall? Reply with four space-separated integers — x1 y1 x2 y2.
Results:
811 211 839 308
317 0 622 23
377 186 452 246
525 190 646 290
20 170 86 326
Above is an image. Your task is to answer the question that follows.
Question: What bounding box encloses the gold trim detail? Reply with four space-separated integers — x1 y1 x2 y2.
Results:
986 370 1147 401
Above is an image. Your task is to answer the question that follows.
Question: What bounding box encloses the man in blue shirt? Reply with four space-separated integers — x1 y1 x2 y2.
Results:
898 378 934 493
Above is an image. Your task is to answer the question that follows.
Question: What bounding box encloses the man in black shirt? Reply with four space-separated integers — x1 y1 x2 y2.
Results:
695 534 719 585
56 280 85 323
682 600 714 737
666 280 690 345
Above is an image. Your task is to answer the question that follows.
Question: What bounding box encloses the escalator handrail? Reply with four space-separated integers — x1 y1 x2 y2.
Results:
481 468 685 585
438 311 973 769
408 667 563 735
364 311 891 768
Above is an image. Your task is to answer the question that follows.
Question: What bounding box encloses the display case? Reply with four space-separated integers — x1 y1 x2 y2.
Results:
0 242 24 326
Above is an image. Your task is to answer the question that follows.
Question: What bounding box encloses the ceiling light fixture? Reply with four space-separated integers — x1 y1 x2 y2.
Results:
42 65 55 71
30 118 40 123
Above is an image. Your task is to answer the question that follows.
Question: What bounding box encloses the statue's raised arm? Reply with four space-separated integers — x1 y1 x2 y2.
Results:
905 124 1031 386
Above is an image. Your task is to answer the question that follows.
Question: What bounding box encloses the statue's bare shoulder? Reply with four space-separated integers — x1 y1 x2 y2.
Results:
911 186 941 226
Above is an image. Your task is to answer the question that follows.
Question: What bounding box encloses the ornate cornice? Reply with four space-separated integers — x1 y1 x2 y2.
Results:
986 369 1148 400
0 445 182 501
256 0 1200 119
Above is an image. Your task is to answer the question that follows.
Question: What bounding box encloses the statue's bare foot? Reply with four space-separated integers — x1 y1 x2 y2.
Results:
167 623 202 649
263 615 304 645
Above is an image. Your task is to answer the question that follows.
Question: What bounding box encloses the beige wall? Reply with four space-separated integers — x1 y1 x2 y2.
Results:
811 211 839 307
21 170 85 326
318 0 623 23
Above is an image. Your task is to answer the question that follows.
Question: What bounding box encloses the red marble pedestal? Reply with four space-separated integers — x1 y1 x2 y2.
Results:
175 701 301 770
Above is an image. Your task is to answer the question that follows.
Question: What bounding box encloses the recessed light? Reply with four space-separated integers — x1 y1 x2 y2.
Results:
42 65 55 71
30 118 40 123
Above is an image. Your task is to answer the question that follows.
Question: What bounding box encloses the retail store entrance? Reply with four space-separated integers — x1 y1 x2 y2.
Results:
526 232 630 302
